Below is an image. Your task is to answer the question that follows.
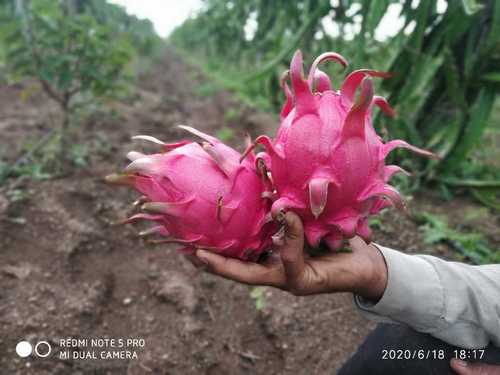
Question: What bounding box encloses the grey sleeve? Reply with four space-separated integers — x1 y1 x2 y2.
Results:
354 245 500 349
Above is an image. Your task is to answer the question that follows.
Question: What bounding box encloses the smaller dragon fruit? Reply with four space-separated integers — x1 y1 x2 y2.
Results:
106 126 275 261
243 50 438 250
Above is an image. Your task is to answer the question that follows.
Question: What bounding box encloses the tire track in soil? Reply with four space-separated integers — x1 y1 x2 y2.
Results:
0 48 382 374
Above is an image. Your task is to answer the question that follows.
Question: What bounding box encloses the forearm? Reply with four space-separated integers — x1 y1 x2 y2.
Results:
354 245 500 349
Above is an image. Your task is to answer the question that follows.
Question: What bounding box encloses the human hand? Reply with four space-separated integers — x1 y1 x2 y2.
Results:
190 212 388 300
451 358 500 375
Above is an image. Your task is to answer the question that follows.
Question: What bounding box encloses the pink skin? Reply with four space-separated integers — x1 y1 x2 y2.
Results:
250 50 438 249
108 126 275 261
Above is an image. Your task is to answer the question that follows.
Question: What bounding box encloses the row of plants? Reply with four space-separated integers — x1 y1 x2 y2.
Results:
170 0 500 209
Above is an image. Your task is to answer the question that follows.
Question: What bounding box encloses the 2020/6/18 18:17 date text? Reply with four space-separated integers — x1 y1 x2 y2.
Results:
381 349 485 360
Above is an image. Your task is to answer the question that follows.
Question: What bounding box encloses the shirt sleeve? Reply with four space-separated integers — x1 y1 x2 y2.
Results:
354 244 500 349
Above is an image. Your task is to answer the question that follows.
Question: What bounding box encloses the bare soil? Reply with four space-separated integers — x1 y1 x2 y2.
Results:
0 49 498 375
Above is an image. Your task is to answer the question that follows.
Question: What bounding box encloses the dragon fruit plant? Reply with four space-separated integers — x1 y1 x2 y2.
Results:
106 126 275 261
242 50 438 250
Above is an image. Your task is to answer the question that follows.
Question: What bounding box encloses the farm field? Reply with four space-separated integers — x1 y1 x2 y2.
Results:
1 48 498 374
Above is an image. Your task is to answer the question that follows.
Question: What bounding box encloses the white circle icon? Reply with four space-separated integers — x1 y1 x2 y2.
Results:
35 341 51 358
16 341 32 358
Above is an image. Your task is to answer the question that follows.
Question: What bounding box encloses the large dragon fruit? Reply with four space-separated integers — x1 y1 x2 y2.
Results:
243 50 437 250
106 126 275 261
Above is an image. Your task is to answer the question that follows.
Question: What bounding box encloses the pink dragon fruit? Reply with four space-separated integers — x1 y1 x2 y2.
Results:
106 125 275 261
243 50 438 250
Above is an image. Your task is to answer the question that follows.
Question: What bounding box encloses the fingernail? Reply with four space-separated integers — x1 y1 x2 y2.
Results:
453 359 468 367
275 209 286 223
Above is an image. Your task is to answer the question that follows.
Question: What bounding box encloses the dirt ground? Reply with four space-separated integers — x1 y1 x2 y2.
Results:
0 49 498 375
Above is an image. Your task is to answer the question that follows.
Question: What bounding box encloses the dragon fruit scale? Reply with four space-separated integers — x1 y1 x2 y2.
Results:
243 50 438 250
106 125 276 261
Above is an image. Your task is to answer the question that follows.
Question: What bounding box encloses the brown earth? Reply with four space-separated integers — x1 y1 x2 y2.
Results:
0 49 498 375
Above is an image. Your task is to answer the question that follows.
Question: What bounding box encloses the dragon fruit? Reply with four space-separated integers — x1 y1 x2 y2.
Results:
243 50 438 250
106 125 275 261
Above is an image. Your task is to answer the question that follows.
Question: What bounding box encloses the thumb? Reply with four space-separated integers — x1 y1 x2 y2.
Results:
348 236 371 253
450 358 500 375
279 212 305 284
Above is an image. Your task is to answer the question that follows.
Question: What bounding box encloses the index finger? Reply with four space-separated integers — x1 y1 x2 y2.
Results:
195 249 282 286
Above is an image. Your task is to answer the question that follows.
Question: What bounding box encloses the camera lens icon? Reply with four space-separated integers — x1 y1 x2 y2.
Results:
35 341 51 357
16 340 52 358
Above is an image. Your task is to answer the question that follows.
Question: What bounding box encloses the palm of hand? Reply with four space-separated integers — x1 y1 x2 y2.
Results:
191 212 387 301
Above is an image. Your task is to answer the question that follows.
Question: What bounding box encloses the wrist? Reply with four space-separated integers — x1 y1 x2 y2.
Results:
355 244 388 301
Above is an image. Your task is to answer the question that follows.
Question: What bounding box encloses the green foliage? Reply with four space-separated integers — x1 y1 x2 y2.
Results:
224 107 241 123
0 0 162 179
10 162 52 181
250 286 267 311
216 127 235 142
1 0 132 108
0 154 53 183
415 212 499 264
85 0 161 57
70 143 89 167
6 187 32 204
194 82 220 98
171 0 500 203
471 188 500 210
461 0 484 14
368 216 386 232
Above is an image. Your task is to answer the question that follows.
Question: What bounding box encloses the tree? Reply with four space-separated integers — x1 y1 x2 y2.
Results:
1 0 131 165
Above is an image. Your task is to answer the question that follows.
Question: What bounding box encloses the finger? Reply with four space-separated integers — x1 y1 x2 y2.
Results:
184 253 207 269
278 212 305 285
450 358 500 375
348 236 371 253
196 249 281 286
